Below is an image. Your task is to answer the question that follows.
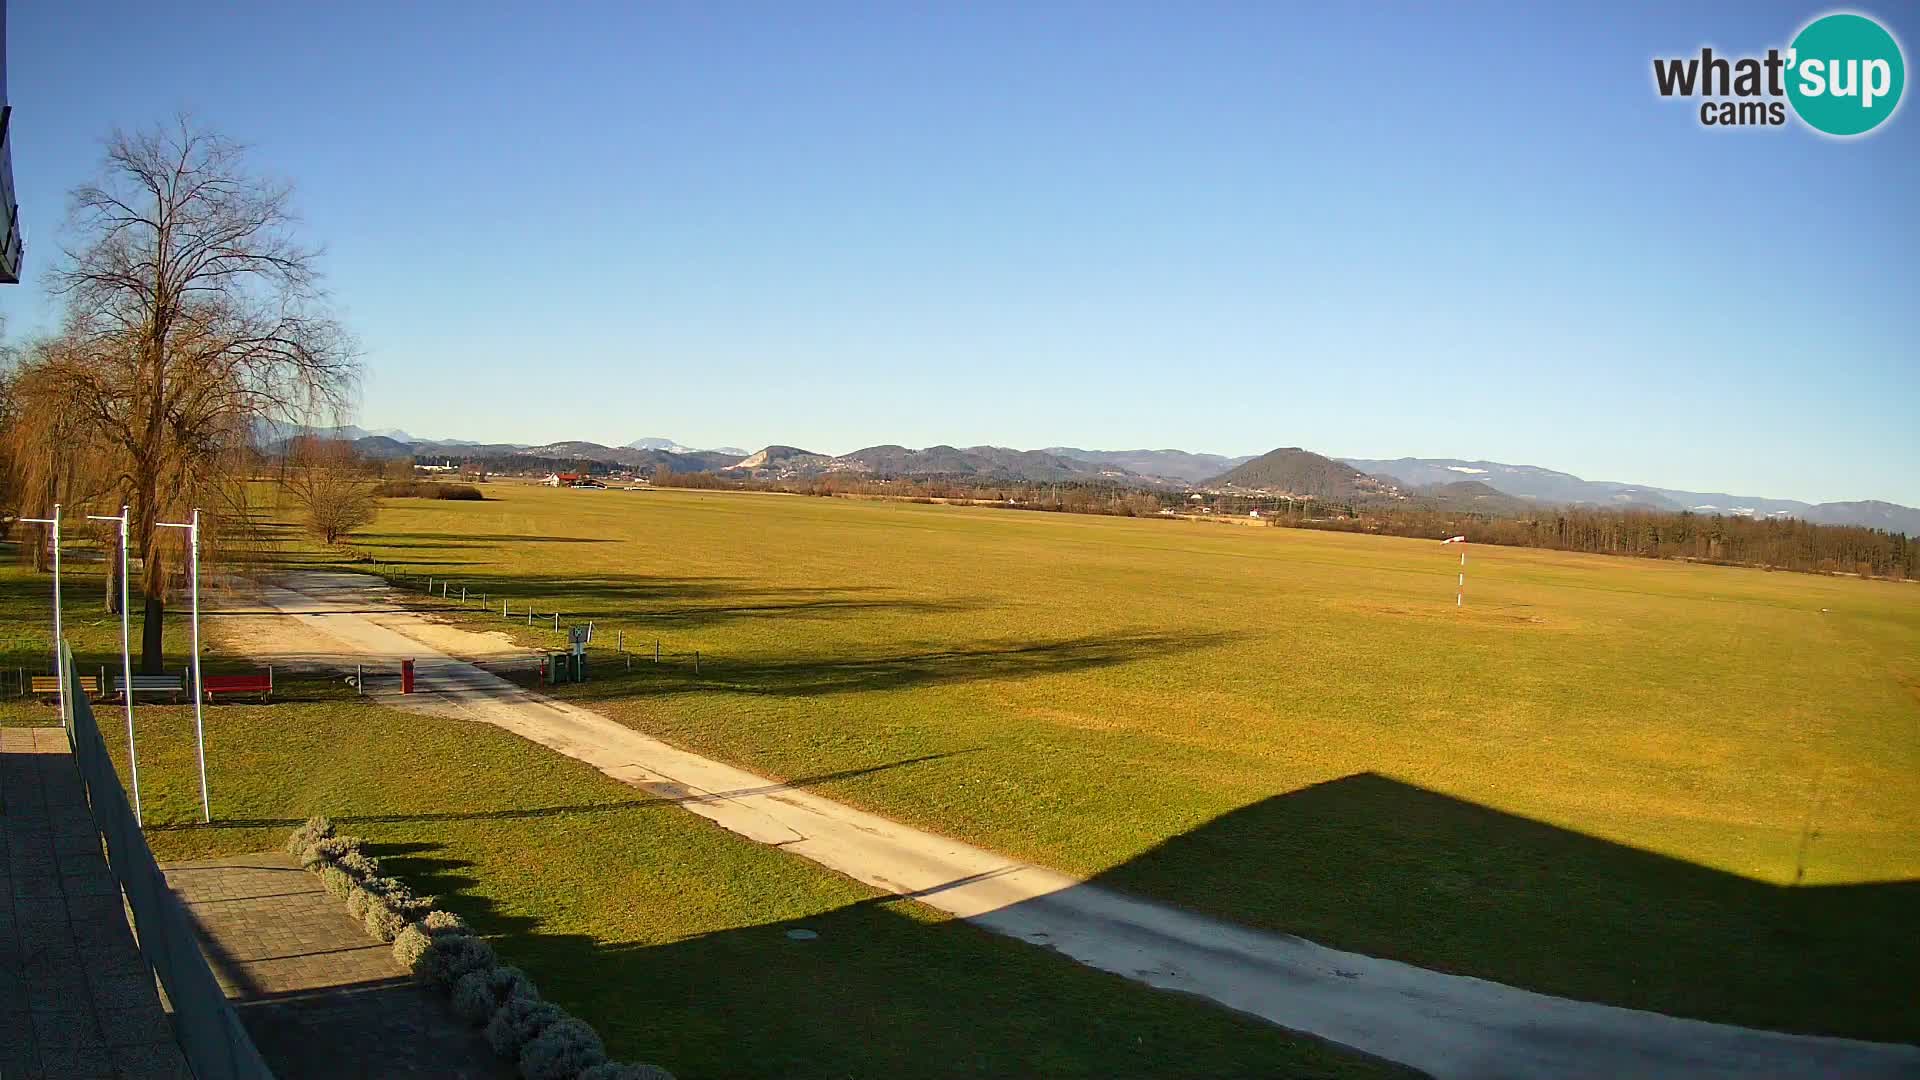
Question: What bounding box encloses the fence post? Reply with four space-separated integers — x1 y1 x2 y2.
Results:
503 598 509 617
356 664 363 696
655 640 660 663
526 607 532 625
553 613 559 631
461 586 467 602
617 628 624 654
694 650 700 675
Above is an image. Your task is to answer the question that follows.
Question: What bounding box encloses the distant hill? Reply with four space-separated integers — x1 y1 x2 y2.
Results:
1405 480 1536 516
842 445 1112 482
1208 448 1398 499
1800 500 1920 536
626 436 698 454
1344 456 1918 535
350 435 417 461
515 441 743 471
1047 447 1253 484
628 436 753 457
724 445 831 475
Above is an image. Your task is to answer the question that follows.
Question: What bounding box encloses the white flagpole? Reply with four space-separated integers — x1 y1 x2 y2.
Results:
1442 535 1468 608
20 507 65 727
158 509 211 822
88 506 141 824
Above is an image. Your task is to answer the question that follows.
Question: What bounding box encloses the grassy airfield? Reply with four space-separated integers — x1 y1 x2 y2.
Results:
333 482 1918 1042
5 479 1915 1046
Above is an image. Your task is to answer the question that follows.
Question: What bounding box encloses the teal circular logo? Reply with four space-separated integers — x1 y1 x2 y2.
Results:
1787 13 1905 136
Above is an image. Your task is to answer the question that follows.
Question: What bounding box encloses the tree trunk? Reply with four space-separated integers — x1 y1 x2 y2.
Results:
105 550 122 614
140 592 166 675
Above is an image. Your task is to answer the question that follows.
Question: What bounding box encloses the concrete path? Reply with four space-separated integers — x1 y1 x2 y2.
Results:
0 725 192 1080
160 851 508 1078
220 571 1920 1080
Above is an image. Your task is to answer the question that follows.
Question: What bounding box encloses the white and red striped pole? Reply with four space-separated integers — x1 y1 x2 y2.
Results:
1443 535 1467 607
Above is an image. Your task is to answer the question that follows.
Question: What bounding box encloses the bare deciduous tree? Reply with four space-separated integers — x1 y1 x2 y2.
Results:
283 437 379 545
50 117 357 670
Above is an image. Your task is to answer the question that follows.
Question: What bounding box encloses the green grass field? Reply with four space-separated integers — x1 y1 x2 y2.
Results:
314 484 1918 1043
0 558 1401 1079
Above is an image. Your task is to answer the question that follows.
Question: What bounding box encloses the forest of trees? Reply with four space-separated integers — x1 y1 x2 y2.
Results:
1280 505 1919 581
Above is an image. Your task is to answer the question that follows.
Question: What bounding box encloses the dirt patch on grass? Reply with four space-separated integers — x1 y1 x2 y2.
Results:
1328 599 1571 630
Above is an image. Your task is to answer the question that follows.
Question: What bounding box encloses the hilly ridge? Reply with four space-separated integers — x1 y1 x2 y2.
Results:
1344 457 1920 535
261 424 1918 535
1207 448 1400 500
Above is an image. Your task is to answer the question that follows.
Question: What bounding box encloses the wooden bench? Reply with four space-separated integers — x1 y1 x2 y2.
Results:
202 669 273 703
30 674 101 700
122 674 186 702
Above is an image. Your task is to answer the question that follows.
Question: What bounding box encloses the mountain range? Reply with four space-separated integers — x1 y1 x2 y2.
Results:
1341 457 1920 536
258 424 1918 535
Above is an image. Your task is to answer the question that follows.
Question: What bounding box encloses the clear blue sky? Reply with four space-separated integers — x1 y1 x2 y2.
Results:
4 2 1916 504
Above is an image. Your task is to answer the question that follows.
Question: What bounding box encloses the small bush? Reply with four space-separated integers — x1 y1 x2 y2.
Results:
345 884 378 920
393 924 434 972
579 1064 677 1080
387 891 435 918
299 835 367 874
485 998 565 1059
413 932 496 988
318 834 362 854
337 851 381 880
360 875 409 901
319 865 355 899
421 909 467 936
519 1017 607 1080
452 965 537 1025
364 901 408 943
284 816 335 855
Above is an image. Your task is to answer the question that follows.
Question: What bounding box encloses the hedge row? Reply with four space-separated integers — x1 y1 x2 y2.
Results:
287 817 673 1080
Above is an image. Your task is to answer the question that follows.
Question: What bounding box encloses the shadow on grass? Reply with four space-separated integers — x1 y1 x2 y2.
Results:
357 532 620 546
431 775 1917 1077
252 564 996 629
383 835 1395 1080
1093 772 1920 1046
551 631 1237 699
143 751 981 834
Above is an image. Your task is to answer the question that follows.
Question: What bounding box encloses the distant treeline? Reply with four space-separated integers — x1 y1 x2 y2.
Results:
650 471 1917 581
654 469 1170 515
373 481 485 501
1282 506 1919 580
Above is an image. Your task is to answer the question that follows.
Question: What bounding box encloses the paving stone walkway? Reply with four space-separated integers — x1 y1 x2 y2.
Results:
0 724 191 1080
160 851 509 1079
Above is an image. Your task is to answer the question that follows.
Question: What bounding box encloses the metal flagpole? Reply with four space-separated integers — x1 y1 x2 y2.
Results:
20 506 65 727
158 509 210 822
1443 535 1468 607
88 506 141 824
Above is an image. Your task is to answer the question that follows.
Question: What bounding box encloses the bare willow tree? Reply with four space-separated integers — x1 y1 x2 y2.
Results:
2 336 126 570
282 436 379 544
49 117 356 670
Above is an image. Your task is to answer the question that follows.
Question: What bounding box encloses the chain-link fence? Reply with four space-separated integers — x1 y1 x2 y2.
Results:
60 641 275 1080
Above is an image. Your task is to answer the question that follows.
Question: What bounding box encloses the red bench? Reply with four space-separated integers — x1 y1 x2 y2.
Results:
202 669 273 703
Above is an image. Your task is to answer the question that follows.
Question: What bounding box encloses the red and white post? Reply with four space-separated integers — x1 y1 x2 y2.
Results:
1443 535 1467 607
